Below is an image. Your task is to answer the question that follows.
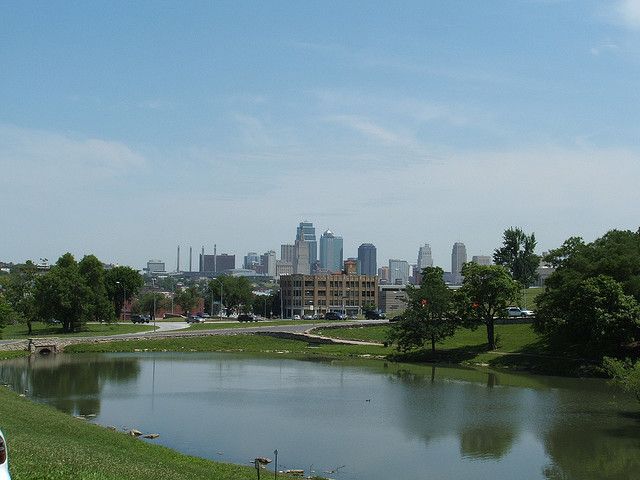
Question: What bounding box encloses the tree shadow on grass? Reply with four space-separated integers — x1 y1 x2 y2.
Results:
388 343 491 364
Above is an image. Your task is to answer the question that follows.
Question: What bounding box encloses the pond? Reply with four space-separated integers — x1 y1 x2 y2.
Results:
1 352 639 480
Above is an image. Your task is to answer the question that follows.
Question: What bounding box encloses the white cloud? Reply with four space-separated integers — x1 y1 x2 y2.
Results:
0 124 146 185
590 42 619 55
616 0 640 28
324 114 420 149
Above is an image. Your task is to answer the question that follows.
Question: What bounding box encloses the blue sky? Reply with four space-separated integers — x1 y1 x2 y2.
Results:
2 0 640 269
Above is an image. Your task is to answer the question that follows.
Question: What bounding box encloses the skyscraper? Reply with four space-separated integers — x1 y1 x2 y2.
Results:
357 243 377 275
451 242 467 285
280 244 295 263
389 259 410 285
294 239 310 274
417 244 433 270
260 250 276 277
296 221 317 268
244 252 260 270
472 255 492 266
319 230 343 272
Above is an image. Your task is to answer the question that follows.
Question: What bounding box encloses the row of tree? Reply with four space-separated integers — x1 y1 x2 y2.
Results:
389 227 640 366
0 254 143 334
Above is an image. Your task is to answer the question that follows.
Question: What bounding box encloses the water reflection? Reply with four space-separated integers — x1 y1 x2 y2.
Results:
0 354 140 416
1 353 639 480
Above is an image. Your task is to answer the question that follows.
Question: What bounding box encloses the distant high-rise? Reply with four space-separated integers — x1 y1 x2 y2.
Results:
451 242 467 285
260 250 276 277
472 255 492 266
378 266 389 283
357 243 377 275
296 221 317 268
417 244 433 270
281 244 296 263
244 252 260 270
389 259 410 285
294 239 310 274
200 253 236 273
319 230 343 272
343 258 358 275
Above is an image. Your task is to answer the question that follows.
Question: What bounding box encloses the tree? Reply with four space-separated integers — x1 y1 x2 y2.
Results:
493 227 540 287
388 267 458 353
79 255 114 323
535 229 640 356
0 297 18 338
4 261 38 334
537 275 640 358
208 276 254 314
603 357 640 402
174 286 200 315
105 266 144 319
135 291 168 318
457 263 520 350
34 253 93 333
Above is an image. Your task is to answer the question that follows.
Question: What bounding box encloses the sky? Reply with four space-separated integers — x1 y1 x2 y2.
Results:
2 0 640 270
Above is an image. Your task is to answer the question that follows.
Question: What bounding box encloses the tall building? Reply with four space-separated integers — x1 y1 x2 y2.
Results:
280 244 296 263
389 259 410 285
146 260 165 273
472 255 492 266
451 242 467 285
200 254 236 273
357 243 377 276
260 250 276 277
296 221 317 268
417 244 433 270
244 252 260 270
378 266 389 283
343 258 358 275
294 239 310 274
319 230 344 272
275 260 293 278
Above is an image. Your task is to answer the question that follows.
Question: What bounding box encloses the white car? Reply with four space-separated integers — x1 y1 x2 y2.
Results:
0 429 11 480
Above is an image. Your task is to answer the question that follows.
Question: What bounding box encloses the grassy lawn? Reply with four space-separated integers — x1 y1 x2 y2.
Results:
65 334 390 359
1 322 155 340
186 320 312 331
0 386 309 480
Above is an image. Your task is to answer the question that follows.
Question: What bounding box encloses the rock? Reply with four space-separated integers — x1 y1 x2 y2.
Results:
255 457 272 465
129 429 143 436
143 433 159 439
107 426 117 431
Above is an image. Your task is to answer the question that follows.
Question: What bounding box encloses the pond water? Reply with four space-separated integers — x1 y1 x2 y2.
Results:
1 352 639 480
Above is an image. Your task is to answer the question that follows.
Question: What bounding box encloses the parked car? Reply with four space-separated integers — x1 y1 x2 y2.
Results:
389 315 403 323
131 314 150 324
364 310 386 320
186 315 205 323
302 314 314 320
0 429 11 480
293 314 301 320
237 314 257 322
324 311 342 320
506 307 534 318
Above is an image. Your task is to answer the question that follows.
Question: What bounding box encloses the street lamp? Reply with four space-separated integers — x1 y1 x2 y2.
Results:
151 278 157 331
116 281 126 321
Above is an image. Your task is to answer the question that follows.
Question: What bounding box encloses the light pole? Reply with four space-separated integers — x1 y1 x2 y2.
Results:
151 278 157 331
116 281 126 321
218 279 224 321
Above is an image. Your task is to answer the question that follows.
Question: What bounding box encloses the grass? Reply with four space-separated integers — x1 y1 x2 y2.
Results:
0 350 29 361
1 322 155 340
315 323 597 376
186 319 312 330
0 386 309 480
65 334 390 359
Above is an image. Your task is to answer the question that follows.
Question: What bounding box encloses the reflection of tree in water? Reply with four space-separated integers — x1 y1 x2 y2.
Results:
542 418 640 480
459 425 516 459
0 354 140 416
387 366 518 460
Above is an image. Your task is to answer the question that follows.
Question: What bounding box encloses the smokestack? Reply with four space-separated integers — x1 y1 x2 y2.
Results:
214 244 217 274
189 247 193 272
201 246 204 272
177 246 181 272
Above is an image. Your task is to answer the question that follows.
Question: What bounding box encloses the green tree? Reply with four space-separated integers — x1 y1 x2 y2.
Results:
4 261 38 334
208 276 253 314
34 253 93 333
174 286 200 315
0 297 18 338
603 357 640 402
537 275 640 358
136 291 168 318
105 266 144 319
388 267 457 353
78 255 114 323
535 229 640 357
457 263 520 350
493 227 540 287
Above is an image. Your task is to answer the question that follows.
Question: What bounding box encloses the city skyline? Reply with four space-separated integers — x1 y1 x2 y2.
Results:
3 2 640 270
